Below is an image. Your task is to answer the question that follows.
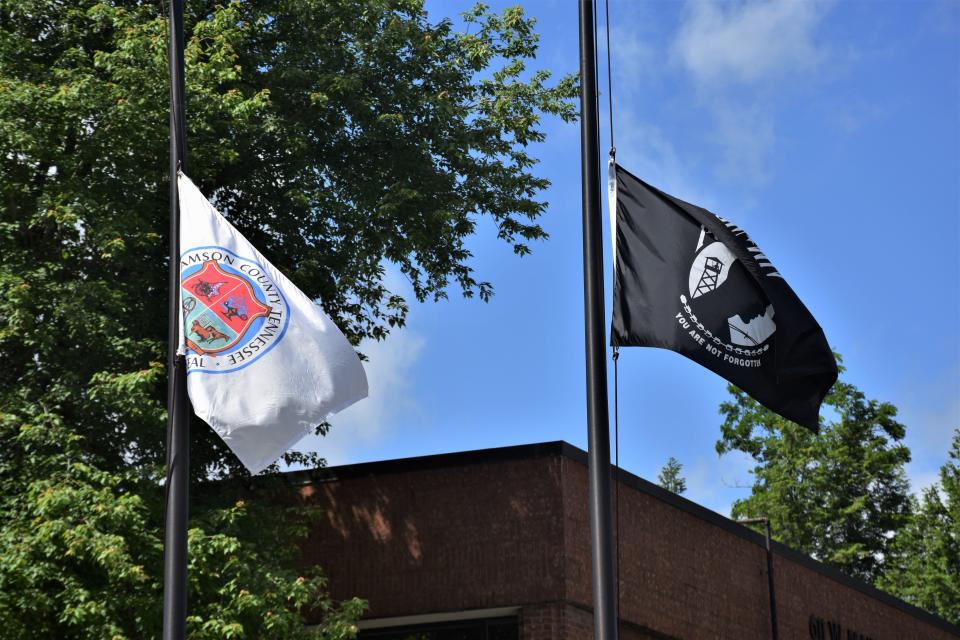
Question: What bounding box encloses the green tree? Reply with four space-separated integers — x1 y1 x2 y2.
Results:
657 456 687 495
0 1 576 636
0 413 365 639
878 429 960 625
716 365 912 584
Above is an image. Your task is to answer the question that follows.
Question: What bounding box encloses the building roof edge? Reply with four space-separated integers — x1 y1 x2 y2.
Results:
277 440 959 637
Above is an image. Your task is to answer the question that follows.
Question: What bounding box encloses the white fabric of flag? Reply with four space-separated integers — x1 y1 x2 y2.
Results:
177 172 367 473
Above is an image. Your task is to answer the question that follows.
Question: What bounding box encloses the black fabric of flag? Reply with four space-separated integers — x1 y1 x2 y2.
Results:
610 163 837 431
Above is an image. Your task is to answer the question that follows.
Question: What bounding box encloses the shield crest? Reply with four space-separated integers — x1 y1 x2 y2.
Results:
181 259 271 355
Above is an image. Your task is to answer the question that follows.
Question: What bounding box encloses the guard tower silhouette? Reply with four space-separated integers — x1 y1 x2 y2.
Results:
693 256 724 298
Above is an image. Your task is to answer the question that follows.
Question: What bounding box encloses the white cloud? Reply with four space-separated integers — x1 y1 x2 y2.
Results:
287 265 426 468
614 113 689 194
901 386 959 497
309 329 426 466
682 450 756 517
669 0 831 186
831 100 889 135
610 108 729 212
604 24 658 99
673 0 828 87
600 25 704 201
920 0 960 37
907 470 941 497
711 101 776 183
601 2 824 192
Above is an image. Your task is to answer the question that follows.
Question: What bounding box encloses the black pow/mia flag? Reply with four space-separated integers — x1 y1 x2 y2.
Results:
610 163 837 431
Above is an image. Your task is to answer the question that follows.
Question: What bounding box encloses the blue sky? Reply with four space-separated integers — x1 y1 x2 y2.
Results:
294 0 960 516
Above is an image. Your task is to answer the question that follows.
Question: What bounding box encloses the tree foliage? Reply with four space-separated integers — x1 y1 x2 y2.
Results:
657 456 687 495
1 0 576 479
716 364 912 584
0 0 576 636
0 411 365 639
878 429 960 625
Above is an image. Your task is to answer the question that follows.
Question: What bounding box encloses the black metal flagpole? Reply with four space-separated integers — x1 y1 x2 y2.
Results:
163 0 190 637
578 1 619 638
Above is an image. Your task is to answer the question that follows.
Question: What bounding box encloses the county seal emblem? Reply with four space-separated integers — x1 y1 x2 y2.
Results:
180 246 289 373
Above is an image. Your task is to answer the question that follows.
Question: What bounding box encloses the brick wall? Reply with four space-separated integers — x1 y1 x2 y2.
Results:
561 455 957 640
292 444 957 639
563 458 770 638
520 603 601 640
298 453 566 619
521 603 565 640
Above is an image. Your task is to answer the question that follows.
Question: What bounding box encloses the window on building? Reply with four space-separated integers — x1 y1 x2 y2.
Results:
358 616 519 640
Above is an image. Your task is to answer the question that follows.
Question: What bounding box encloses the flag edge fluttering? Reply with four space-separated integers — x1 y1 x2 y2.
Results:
609 162 837 432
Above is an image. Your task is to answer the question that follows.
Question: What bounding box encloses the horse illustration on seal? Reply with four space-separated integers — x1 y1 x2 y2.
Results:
190 319 230 345
180 258 272 355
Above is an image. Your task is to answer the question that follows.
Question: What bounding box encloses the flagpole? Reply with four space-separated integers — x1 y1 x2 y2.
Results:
578 1 619 639
163 0 190 637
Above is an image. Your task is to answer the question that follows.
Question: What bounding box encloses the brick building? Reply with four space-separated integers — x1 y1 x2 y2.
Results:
287 442 958 640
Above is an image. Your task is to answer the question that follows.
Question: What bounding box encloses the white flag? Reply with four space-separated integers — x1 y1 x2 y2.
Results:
177 172 367 474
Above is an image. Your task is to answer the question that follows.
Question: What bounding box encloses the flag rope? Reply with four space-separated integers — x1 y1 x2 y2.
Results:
597 0 621 622
612 345 621 621
604 0 615 155
592 0 602 158
604 0 620 620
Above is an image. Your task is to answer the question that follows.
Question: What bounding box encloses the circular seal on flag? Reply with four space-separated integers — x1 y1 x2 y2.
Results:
180 246 290 374
685 237 776 349
673 228 775 369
